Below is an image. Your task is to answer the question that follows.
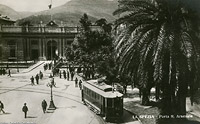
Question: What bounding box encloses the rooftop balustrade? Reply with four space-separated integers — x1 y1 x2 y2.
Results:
0 26 80 33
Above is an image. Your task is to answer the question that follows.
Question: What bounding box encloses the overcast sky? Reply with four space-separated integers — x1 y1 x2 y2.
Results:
0 0 70 12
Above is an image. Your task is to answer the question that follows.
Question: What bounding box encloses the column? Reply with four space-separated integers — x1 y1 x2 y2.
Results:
43 38 47 60
59 39 62 57
27 38 30 60
39 39 45 60
62 38 65 57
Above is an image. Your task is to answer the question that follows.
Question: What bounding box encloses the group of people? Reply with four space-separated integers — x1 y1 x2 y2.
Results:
75 77 82 90
43 62 53 71
0 68 6 75
58 70 74 81
30 71 43 85
0 100 48 118
0 68 11 77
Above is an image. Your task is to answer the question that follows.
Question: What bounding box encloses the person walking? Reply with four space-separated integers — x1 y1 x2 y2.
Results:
71 71 74 81
79 80 82 90
41 100 47 113
0 101 5 114
22 103 28 118
39 71 43 79
63 70 66 79
51 78 56 87
7 69 11 77
67 70 70 81
59 71 62 78
30 76 34 85
35 74 39 85
75 77 78 87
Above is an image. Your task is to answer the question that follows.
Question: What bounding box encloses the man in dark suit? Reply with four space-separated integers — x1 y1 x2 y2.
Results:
41 100 47 113
22 103 28 118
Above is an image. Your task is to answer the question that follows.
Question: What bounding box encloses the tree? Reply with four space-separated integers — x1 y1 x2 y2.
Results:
113 0 200 122
66 14 115 82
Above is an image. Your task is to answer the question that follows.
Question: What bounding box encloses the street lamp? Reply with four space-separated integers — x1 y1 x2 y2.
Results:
47 77 56 110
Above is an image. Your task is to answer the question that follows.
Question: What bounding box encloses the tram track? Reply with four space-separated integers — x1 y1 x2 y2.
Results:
0 87 83 104
0 86 107 124
0 86 81 98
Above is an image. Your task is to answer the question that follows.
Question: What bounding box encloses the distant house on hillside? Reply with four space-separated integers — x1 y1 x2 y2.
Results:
0 15 15 25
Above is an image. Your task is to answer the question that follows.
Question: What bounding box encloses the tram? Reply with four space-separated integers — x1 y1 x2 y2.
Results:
81 80 123 122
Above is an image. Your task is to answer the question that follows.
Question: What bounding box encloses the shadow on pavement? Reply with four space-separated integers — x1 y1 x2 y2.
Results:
122 109 139 123
46 111 54 113
26 116 37 118
56 106 77 109
0 112 11 115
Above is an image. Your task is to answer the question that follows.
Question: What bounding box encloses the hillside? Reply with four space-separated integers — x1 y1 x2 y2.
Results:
17 13 98 26
0 4 33 20
17 0 118 25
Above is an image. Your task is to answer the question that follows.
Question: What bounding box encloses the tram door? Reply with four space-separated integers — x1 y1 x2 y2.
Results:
114 97 123 116
106 98 114 117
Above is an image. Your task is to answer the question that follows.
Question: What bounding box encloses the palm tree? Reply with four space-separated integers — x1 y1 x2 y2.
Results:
113 0 200 119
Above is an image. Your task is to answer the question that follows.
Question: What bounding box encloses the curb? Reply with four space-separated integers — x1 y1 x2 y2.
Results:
123 107 143 124
22 61 45 73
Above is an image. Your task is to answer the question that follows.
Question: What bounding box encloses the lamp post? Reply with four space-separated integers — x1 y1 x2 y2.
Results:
47 77 56 110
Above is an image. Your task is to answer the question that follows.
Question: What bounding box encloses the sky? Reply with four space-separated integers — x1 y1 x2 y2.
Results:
0 0 71 12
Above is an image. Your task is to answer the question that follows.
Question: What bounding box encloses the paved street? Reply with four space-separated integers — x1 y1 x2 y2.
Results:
0 62 140 124
0 62 103 124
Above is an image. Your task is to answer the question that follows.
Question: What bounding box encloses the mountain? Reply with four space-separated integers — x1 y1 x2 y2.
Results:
17 0 118 26
0 4 33 20
0 4 21 20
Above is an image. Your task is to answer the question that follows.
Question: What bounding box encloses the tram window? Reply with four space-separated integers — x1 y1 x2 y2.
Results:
107 99 112 107
0 47 2 58
114 98 120 106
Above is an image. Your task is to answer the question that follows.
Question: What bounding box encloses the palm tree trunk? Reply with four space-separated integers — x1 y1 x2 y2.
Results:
155 83 160 101
141 88 150 105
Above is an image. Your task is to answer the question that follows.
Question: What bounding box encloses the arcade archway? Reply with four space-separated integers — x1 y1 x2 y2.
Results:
47 40 57 60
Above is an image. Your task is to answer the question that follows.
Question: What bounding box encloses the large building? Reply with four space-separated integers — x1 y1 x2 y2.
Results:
0 19 79 61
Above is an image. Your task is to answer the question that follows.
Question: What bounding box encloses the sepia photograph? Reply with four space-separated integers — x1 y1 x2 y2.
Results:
0 0 200 124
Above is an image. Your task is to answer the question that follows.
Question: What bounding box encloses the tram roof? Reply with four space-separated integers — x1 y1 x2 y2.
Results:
83 80 123 98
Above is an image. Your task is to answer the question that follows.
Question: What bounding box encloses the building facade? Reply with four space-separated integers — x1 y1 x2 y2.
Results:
0 21 79 61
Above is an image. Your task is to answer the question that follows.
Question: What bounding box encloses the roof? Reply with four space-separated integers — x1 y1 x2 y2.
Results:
83 80 123 98
46 20 58 27
0 16 15 25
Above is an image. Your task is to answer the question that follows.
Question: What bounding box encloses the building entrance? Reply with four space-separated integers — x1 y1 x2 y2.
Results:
47 40 57 60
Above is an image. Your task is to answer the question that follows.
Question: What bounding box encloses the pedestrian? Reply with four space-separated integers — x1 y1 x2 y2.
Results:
71 71 74 81
3 68 6 75
49 62 52 70
67 70 70 81
7 69 11 77
79 80 82 90
59 70 62 78
51 78 56 87
22 103 28 118
41 100 47 113
35 74 39 85
49 74 53 78
30 76 34 85
75 77 78 87
39 71 43 79
0 101 5 114
63 70 66 79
